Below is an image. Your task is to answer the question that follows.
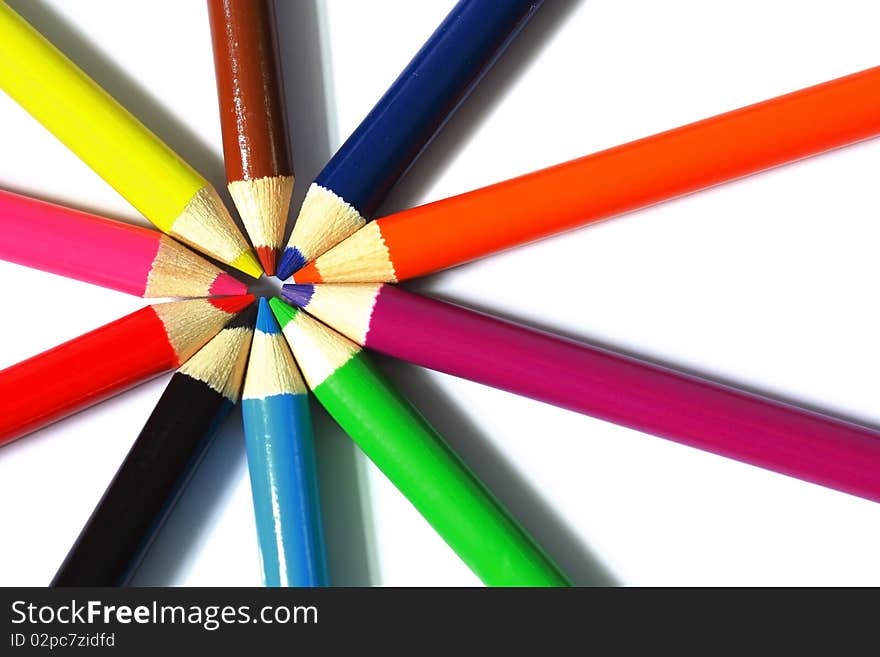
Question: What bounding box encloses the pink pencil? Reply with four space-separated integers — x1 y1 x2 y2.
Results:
282 283 880 503
0 190 248 298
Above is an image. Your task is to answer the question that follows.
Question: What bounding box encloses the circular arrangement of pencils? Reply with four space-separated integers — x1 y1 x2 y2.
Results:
1 0 879 586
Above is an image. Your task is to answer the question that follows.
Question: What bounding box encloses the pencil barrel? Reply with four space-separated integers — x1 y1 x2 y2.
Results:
0 189 174 296
208 0 292 182
378 65 880 280
367 287 880 503
315 0 542 217
0 308 178 445
313 352 569 587
242 393 329 587
0 2 206 230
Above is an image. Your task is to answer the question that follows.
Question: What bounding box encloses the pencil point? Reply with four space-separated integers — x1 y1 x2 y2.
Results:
230 250 264 279
209 294 255 315
277 246 306 280
226 302 258 329
269 296 299 328
280 284 315 309
227 176 292 277
282 183 366 279
292 261 321 283
209 272 250 297
255 246 277 276
256 297 282 335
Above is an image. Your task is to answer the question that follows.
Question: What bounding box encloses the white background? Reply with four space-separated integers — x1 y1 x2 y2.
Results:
1 0 880 586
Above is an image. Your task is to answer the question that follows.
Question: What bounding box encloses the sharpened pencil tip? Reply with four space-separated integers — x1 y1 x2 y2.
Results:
269 296 298 327
277 246 306 280
230 250 264 279
209 272 250 297
255 246 277 276
280 284 314 309
292 261 320 283
256 297 282 335
209 294 255 314
226 302 258 329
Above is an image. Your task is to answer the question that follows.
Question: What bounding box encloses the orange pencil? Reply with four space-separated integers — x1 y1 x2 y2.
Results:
295 65 880 283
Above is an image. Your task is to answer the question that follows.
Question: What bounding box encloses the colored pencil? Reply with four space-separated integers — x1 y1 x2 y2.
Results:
277 0 543 279
282 283 880 504
269 297 569 587
294 65 880 284
208 0 292 275
0 2 262 279
242 298 328 587
0 295 253 446
0 189 248 298
52 305 256 586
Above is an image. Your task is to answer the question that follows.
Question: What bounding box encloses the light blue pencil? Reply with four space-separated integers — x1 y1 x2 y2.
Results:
241 297 329 586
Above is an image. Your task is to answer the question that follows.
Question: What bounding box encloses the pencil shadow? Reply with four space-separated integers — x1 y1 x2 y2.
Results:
274 1 380 586
377 0 586 217
4 0 229 223
309 398 381 586
0 183 140 226
409 288 880 435
130 400 380 587
274 0 336 244
372 352 620 587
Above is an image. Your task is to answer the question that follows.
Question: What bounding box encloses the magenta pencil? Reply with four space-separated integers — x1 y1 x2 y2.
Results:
282 283 880 503
0 189 248 298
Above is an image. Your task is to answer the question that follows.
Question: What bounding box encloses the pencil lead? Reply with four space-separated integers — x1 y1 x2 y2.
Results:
278 246 306 280
290 261 320 284
255 247 277 277
209 272 250 297
209 294 255 315
229 248 264 280
225 302 258 330
256 297 282 335
268 296 299 328
280 284 314 309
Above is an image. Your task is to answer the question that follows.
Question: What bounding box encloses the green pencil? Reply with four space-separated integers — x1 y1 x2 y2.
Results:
269 297 570 587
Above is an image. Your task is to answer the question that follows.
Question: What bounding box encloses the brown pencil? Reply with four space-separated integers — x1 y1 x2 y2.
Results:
208 0 293 275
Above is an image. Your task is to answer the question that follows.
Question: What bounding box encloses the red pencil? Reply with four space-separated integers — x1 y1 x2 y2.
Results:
0 295 253 445
283 283 880 503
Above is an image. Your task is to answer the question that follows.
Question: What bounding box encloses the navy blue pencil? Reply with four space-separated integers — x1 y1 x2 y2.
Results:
278 0 543 279
241 298 329 586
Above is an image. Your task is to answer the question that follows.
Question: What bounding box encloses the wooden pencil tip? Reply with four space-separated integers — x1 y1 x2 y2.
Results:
282 182 365 276
170 185 262 278
148 236 249 298
276 306 360 390
179 306 255 402
153 295 254 364
228 175 293 271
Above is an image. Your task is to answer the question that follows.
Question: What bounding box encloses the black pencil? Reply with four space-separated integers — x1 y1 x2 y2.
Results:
51 303 256 586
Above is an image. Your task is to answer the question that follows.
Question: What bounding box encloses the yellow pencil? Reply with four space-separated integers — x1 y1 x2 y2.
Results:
0 2 262 279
